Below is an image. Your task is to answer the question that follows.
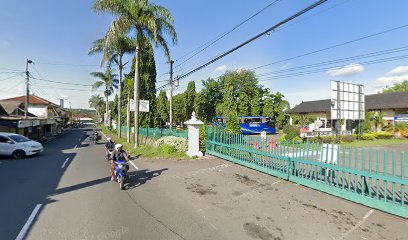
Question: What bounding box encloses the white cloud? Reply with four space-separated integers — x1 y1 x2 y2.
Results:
375 74 408 88
326 63 364 77
386 66 408 76
214 65 227 73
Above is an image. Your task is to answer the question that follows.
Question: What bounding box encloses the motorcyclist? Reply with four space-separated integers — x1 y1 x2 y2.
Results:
105 137 115 160
110 144 129 181
92 130 99 143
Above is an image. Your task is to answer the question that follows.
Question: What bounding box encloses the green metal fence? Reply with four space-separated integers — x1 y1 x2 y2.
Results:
119 126 188 139
206 127 408 218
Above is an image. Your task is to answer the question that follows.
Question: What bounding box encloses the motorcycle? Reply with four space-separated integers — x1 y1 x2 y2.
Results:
114 160 128 190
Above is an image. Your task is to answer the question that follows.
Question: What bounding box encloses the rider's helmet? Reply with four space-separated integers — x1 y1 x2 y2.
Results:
107 137 112 141
115 144 123 151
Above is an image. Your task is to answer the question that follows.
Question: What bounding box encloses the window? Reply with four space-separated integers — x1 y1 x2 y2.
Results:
8 135 30 143
0 136 10 143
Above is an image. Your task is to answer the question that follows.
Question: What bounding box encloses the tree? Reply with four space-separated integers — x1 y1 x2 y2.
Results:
251 89 262 116
382 80 408 93
90 69 119 121
89 35 136 137
194 78 221 122
88 95 105 121
173 93 186 125
184 81 196 120
263 92 290 130
94 0 177 146
156 90 168 126
217 75 237 117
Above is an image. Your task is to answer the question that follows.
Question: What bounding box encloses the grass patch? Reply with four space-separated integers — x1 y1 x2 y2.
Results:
100 126 190 160
343 138 408 148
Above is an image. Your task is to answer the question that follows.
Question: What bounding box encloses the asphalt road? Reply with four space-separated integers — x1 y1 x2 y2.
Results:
0 128 407 240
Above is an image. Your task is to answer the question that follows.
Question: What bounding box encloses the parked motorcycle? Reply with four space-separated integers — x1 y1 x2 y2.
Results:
114 160 128 190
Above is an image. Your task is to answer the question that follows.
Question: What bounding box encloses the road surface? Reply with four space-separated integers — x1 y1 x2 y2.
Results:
0 128 407 240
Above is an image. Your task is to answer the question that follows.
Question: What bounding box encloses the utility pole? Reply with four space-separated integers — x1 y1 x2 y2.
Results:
169 60 174 129
133 47 140 148
25 59 33 119
127 90 130 143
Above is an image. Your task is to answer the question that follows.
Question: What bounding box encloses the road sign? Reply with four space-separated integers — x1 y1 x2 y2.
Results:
330 81 364 120
130 99 150 112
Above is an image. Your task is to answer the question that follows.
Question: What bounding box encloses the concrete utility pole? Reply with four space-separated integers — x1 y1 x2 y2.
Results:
25 59 33 119
169 60 174 129
133 47 140 148
127 90 130 143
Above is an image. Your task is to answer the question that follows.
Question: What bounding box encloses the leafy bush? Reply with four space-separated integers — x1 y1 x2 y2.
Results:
359 133 375 140
341 135 356 143
400 129 408 138
395 122 408 131
292 136 303 143
278 135 286 143
321 136 336 143
282 125 300 141
199 125 206 152
373 131 393 139
155 136 188 152
159 144 177 154
225 117 241 134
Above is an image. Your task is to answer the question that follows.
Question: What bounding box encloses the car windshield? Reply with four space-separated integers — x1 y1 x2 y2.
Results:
8 135 31 143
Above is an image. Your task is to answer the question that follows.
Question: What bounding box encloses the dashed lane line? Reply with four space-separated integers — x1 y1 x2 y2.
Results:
337 209 374 240
15 204 42 240
61 157 70 169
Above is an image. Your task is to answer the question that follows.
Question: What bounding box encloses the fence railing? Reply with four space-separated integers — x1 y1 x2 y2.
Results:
118 126 188 139
205 127 407 218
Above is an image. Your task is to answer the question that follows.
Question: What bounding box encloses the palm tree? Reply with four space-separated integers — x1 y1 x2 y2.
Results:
93 0 177 147
90 69 119 125
88 95 105 122
89 35 136 137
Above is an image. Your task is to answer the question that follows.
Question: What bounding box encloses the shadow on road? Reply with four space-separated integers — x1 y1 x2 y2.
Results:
125 168 168 190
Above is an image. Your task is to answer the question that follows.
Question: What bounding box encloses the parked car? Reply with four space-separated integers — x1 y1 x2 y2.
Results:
0 132 43 159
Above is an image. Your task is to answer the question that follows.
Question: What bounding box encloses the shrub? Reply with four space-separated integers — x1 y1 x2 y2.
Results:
395 122 408 131
321 135 335 144
155 136 188 152
159 144 178 154
278 135 286 143
225 117 241 134
199 125 206 152
292 136 303 143
360 133 375 140
373 131 393 139
400 129 408 138
341 135 356 143
283 125 300 141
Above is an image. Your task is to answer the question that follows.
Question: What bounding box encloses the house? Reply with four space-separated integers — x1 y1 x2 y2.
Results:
289 91 408 133
0 95 69 140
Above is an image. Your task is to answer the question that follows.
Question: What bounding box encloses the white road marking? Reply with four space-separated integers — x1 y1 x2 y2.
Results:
100 131 108 140
74 145 77 149
129 160 139 170
15 204 42 240
61 157 70 169
78 138 81 142
337 209 374 240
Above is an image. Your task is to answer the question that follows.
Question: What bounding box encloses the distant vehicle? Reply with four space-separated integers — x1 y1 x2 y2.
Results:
78 118 95 127
0 132 43 159
212 116 276 135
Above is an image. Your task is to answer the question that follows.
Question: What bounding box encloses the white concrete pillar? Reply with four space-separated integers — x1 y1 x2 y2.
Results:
184 112 204 157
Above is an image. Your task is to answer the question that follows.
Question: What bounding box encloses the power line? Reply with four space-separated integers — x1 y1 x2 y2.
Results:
0 73 24 81
251 23 408 70
35 62 100 67
30 76 93 87
30 83 98 92
174 0 283 68
256 45 408 77
170 0 328 87
257 54 408 81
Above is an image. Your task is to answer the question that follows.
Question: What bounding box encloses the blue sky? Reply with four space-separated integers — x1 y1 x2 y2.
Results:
1 0 408 108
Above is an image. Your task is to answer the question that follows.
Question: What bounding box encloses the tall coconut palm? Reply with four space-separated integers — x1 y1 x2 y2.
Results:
89 35 136 137
93 0 177 147
88 94 105 122
90 69 119 126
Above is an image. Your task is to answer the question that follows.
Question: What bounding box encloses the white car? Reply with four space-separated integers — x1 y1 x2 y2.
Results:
0 132 44 159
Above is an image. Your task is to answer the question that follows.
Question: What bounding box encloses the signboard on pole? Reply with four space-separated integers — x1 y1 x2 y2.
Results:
129 99 150 112
104 111 110 127
330 81 365 120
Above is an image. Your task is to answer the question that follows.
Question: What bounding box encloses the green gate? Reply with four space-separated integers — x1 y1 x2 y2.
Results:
206 127 407 218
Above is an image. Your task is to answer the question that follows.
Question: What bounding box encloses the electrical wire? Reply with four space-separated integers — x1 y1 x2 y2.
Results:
256 45 408 77
257 54 408 81
30 76 93 87
251 23 408 71
174 0 283 68
160 0 328 91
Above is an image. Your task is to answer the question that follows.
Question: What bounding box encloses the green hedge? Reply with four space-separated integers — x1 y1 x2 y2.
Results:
373 131 393 139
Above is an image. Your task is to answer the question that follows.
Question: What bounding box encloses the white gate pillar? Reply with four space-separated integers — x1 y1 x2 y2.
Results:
185 112 204 157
